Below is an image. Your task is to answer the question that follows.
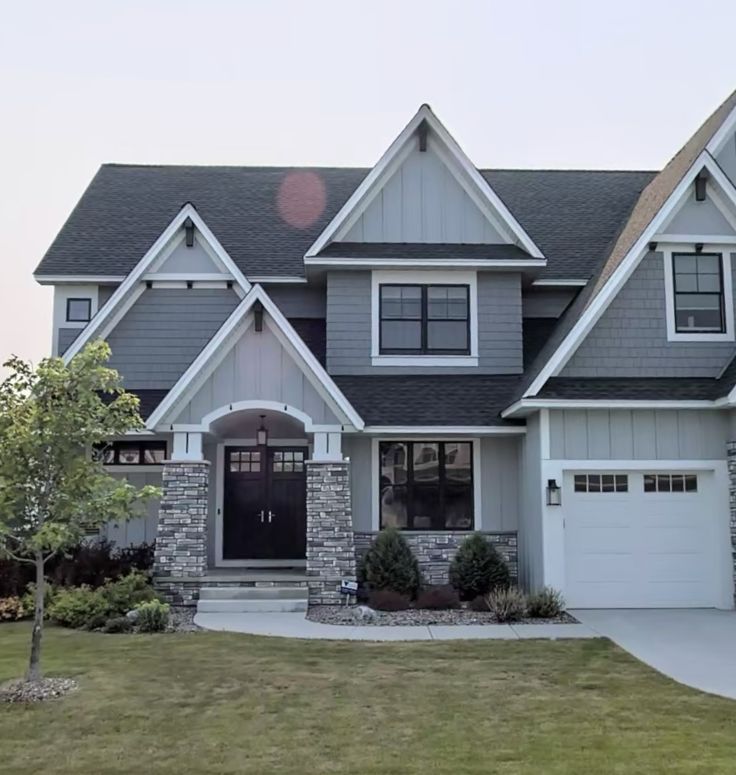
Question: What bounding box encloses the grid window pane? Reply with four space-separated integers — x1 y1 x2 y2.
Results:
643 473 698 493
427 320 468 351
381 320 422 351
575 473 628 493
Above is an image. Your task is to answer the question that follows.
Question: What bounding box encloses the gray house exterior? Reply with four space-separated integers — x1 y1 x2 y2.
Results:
34 94 736 610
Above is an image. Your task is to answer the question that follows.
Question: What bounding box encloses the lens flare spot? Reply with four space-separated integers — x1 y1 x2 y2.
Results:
277 171 327 229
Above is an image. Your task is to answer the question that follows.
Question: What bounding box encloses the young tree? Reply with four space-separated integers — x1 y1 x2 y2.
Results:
0 341 160 682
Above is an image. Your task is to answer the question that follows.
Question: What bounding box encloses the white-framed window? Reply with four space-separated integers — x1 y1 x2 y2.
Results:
573 473 629 493
370 270 478 366
663 245 735 342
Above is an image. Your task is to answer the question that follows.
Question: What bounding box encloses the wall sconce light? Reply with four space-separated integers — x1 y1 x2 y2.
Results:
546 479 562 506
695 242 704 254
183 216 195 247
253 300 264 332
257 415 268 446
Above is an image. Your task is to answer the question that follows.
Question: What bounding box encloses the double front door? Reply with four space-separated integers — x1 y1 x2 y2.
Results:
223 446 307 560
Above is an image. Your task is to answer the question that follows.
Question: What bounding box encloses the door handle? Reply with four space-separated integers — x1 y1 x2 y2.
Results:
259 510 265 523
268 510 274 523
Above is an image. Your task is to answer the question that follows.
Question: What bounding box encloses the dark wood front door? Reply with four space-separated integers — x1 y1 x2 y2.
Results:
223 446 307 560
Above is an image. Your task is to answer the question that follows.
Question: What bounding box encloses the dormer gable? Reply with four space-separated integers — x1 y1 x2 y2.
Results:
306 105 544 264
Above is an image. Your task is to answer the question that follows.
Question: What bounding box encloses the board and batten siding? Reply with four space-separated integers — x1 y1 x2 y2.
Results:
106 287 240 389
102 470 161 547
344 143 506 244
561 252 736 378
173 319 340 426
549 409 728 460
346 435 519 532
518 413 544 591
326 271 522 375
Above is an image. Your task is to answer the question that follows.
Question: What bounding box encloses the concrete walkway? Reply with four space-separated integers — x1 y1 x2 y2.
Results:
573 609 736 700
194 612 598 641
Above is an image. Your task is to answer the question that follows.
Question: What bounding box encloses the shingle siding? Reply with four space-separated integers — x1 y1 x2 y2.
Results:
106 287 240 389
561 251 736 378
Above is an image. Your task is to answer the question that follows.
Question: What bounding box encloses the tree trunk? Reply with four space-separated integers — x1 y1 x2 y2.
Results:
26 552 44 683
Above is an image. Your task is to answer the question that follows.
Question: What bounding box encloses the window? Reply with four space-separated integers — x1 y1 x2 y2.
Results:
643 474 697 493
273 450 304 473
672 253 725 333
379 441 473 530
573 474 628 493
379 284 469 354
66 298 92 323
97 440 166 466
229 450 260 473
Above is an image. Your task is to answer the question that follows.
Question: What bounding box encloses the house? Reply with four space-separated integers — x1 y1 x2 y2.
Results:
33 92 736 611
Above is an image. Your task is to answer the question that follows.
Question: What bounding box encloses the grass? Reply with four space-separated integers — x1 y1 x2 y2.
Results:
1 624 736 774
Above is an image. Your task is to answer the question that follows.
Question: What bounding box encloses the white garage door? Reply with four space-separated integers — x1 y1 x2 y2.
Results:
564 470 722 608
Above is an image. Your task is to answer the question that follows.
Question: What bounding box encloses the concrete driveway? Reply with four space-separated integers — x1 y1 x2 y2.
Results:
572 609 736 700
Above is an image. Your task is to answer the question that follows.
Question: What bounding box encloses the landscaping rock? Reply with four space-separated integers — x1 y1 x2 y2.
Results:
125 608 140 622
308 605 578 627
0 677 78 703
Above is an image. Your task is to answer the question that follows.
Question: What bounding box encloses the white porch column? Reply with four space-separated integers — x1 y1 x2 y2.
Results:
171 431 204 461
312 431 343 462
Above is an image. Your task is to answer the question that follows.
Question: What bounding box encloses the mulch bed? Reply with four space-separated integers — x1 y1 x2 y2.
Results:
168 607 201 633
307 605 577 627
0 677 79 704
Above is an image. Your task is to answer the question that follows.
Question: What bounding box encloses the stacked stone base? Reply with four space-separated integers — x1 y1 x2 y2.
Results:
353 530 518 586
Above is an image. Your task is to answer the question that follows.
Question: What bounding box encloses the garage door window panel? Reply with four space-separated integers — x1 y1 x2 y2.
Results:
643 473 697 493
573 474 628 493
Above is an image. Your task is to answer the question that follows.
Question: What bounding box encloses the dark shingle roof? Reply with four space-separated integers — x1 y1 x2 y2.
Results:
318 242 533 260
538 377 722 401
35 166 653 281
333 375 523 426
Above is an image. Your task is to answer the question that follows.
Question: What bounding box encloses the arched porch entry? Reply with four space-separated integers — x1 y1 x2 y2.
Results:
171 400 345 568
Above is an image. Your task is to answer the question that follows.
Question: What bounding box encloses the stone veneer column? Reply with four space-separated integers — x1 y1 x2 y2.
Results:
153 460 209 582
305 460 356 605
728 442 736 595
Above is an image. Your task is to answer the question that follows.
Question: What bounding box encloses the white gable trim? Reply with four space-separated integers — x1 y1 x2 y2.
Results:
62 204 250 363
305 105 544 259
524 152 736 398
706 101 736 157
146 284 364 431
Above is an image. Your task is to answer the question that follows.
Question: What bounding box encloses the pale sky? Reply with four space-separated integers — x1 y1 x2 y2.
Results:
2 0 736 367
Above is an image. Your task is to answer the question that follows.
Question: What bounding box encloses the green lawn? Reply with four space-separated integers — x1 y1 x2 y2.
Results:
1 624 735 774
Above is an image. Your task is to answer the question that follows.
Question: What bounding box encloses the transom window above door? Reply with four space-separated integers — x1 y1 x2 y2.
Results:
379 284 470 354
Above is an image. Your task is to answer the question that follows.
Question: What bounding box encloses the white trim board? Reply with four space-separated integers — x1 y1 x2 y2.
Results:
146 284 364 431
524 151 736 397
362 426 526 435
36 274 126 285
62 203 250 363
304 257 546 270
369 436 482 531
502 398 718 418
304 104 544 260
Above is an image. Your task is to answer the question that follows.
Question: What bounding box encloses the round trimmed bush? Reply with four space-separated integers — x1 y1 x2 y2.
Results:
362 527 421 597
449 534 510 601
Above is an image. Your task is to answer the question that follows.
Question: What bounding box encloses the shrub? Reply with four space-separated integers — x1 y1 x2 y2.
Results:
135 600 170 632
415 585 460 610
49 586 110 630
50 539 155 588
102 616 133 634
362 528 421 597
0 596 26 621
486 588 526 623
449 534 510 601
367 589 411 611
100 571 155 616
468 595 490 613
526 587 565 619
21 582 58 618
0 559 34 598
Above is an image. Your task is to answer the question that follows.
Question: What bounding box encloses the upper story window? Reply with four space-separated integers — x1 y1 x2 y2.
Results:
663 247 734 342
66 298 92 323
672 253 725 333
379 284 470 355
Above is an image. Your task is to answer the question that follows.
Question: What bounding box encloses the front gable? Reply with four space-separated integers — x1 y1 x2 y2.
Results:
306 105 544 261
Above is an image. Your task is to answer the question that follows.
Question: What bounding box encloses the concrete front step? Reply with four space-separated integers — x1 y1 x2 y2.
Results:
197 598 308 614
199 586 308 601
